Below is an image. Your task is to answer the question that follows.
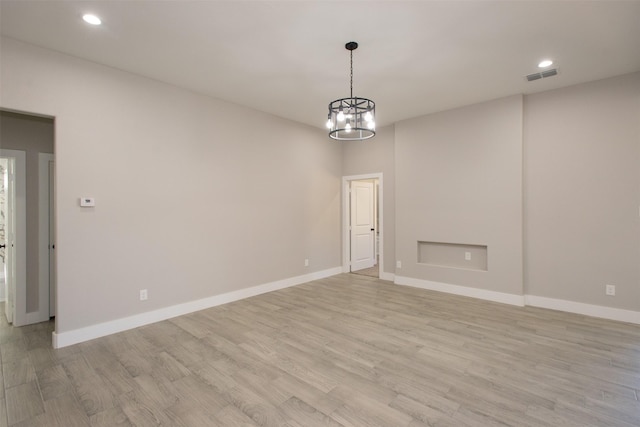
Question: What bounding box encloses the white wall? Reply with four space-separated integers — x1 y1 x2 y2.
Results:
524 72 640 311
394 96 524 297
0 37 342 335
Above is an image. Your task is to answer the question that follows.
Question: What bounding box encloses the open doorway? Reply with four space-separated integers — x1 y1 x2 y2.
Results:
342 173 383 279
0 150 26 325
0 110 55 328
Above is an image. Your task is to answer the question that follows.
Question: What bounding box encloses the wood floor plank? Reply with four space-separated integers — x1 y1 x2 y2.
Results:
89 406 132 427
2 357 36 389
0 397 6 427
40 392 91 427
62 356 116 416
36 364 75 401
280 396 344 427
93 360 137 398
212 404 260 427
328 385 413 427
116 390 185 427
5 381 44 425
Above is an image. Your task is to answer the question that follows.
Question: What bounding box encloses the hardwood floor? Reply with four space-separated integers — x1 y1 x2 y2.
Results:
351 263 379 279
1 273 639 426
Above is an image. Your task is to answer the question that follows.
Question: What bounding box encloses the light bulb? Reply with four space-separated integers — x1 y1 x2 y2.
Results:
345 122 352 132
326 118 332 129
364 111 372 122
337 110 345 122
83 14 102 25
367 120 375 130
538 59 553 68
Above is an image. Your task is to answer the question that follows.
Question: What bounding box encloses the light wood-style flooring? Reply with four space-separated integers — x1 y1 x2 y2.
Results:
1 273 640 426
351 263 379 278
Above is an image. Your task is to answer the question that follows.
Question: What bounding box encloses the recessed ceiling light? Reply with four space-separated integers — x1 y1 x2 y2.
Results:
82 14 102 25
538 59 553 68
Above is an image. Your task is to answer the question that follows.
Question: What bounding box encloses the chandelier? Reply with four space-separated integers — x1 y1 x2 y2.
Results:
326 42 376 140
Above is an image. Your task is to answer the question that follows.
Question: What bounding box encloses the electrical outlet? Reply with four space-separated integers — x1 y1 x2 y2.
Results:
605 284 615 296
140 289 148 301
304 259 309 267
396 260 402 269
465 252 471 261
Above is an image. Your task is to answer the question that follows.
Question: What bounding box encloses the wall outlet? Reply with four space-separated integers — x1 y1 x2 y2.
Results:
396 260 402 269
304 259 309 267
139 289 148 301
465 251 471 261
605 284 615 296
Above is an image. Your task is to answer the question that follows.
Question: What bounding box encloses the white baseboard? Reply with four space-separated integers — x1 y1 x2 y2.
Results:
525 295 640 325
379 271 395 281
52 266 342 349
394 275 640 325
395 275 526 307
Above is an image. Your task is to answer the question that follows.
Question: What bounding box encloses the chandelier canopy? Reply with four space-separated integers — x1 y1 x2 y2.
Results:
326 42 376 141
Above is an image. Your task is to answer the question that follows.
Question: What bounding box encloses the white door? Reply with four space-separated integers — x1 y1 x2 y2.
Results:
1 150 26 326
350 180 375 271
3 158 15 323
49 160 56 316
0 159 6 303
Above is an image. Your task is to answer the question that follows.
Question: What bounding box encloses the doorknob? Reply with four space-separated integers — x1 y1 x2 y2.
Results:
0 244 5 249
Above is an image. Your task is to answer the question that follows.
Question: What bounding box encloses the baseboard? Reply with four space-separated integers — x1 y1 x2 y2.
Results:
52 266 342 349
394 275 640 324
395 275 525 307
525 295 640 325
379 271 395 281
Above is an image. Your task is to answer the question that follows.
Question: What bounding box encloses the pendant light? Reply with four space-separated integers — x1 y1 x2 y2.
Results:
326 42 376 140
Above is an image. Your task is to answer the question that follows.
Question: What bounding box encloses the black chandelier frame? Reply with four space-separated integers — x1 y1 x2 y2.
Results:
327 42 376 141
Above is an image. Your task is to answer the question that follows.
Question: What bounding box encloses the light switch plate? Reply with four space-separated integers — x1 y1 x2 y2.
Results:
80 197 95 207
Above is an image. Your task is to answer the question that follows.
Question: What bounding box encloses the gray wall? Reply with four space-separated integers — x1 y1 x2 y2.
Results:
524 72 640 310
394 95 524 296
352 73 639 314
342 124 396 275
1 37 342 333
0 111 54 312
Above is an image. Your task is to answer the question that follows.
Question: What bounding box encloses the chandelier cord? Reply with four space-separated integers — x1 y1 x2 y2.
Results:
350 49 353 99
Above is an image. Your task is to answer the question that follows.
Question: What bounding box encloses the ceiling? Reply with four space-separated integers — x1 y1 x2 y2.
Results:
2 1 639 129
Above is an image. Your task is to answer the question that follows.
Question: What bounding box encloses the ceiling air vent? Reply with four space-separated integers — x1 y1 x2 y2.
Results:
526 68 558 82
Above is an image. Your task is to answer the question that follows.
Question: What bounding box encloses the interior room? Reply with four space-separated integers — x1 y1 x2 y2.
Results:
0 1 639 426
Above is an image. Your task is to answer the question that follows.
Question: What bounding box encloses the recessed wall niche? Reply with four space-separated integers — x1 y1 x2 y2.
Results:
418 241 488 271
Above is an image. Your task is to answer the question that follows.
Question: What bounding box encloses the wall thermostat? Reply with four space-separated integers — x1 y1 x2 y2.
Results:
80 197 95 207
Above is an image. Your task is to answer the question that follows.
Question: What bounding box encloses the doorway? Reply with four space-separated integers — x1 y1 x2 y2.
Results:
0 149 26 325
342 173 383 279
1 110 55 328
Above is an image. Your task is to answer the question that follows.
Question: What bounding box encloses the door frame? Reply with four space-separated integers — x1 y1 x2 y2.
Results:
0 149 27 326
342 173 384 277
37 153 55 322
